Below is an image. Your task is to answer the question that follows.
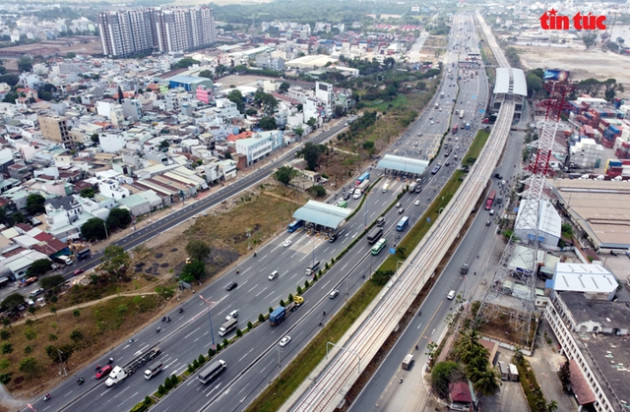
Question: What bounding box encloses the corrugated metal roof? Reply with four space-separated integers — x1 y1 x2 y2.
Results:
293 200 352 229
377 154 429 175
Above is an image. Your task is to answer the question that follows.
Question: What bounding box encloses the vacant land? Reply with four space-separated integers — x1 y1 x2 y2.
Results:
516 44 630 89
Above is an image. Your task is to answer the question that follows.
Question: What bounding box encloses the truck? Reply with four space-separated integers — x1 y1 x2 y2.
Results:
408 182 417 192
105 347 161 387
269 296 304 326
55 255 73 266
357 179 370 193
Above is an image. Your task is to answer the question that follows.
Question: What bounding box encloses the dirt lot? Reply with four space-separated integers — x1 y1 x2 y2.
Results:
516 44 630 90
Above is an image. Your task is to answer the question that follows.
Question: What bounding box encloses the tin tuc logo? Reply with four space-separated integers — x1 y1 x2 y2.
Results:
540 9 607 30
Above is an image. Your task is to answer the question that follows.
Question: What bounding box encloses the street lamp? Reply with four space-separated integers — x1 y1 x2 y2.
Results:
198 295 216 349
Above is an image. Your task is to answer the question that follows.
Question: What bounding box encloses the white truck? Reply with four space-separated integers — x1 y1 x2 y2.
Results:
105 347 161 387
408 182 417 192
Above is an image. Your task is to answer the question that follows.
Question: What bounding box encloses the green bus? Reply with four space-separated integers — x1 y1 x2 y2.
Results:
371 238 387 255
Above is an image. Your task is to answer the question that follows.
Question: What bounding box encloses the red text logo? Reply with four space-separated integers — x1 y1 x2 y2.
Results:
540 9 606 30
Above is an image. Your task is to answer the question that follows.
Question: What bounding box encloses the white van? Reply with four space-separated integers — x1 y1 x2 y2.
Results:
144 362 163 380
268 270 279 281
353 188 362 199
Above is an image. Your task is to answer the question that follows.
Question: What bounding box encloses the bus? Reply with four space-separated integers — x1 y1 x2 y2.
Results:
356 172 370 186
218 317 238 337
198 360 226 384
371 238 387 255
76 248 91 261
485 190 497 210
287 219 304 233
367 227 383 244
396 216 410 232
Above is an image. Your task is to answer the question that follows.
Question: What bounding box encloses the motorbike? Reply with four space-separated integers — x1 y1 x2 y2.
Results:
179 307 184 314
43 393 51 401
108 357 114 364
77 377 85 385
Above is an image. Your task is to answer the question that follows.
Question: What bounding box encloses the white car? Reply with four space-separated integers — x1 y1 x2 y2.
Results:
414 200 420 206
447 290 456 300
279 335 292 347
282 240 292 247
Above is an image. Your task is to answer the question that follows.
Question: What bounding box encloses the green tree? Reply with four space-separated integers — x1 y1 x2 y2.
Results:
186 239 211 262
259 116 277 130
300 142 326 171
45 344 74 364
101 245 131 282
227 89 245 114
557 359 571 391
80 187 95 198
0 74 19 87
17 56 32 72
26 259 52 277
253 89 278 116
180 260 205 282
582 32 597 49
307 117 318 128
1 294 25 312
65 52 76 59
26 194 46 215
159 140 170 151
307 185 326 198
172 58 200 69
90 133 99 144
278 82 290 93
431 361 463 399
293 127 304 138
526 71 543 97
199 69 213 79
472 368 500 397
12 212 27 225
18 357 40 378
371 269 394 286
81 217 107 241
274 166 298 186
1 343 12 354
106 208 132 230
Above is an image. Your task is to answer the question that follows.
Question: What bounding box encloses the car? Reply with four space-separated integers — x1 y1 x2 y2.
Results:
29 288 45 298
494 173 502 179
486 220 491 226
398 207 405 214
489 209 495 216
414 200 420 206
279 335 292 347
328 234 338 243
445 161 450 167
343 193 350 200
225 281 238 291
430 120 434 125
447 290 456 300
329 289 340 299
95 364 112 379
73 269 84 276
282 240 292 247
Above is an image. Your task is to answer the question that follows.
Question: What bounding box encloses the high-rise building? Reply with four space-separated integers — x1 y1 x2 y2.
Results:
38 115 72 149
99 9 155 58
98 6 216 58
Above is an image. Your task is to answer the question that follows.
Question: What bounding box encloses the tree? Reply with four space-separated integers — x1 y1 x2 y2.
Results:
547 400 559 412
307 185 326 198
90 133 99 144
180 260 205 282
582 32 597 49
186 239 211 262
26 259 52 277
101 245 131 282
274 166 298 186
0 74 19 87
45 344 74 364
526 71 543 97
11 212 27 225
17 56 32 73
472 368 499 397
172 58 200 69
307 117 318 128
65 52 76 59
293 127 304 138
300 142 326 171
557 359 571 391
80 187 95 198
199 69 213 79
253 89 278 116
159 140 170 151
278 82 290 93
18 357 40 378
371 269 394 286
26 194 46 215
333 105 346 118
431 361 463 399
259 116 277 131
1 294 25 312
40 275 64 290
107 208 132 231
227 89 245 114
81 217 107 241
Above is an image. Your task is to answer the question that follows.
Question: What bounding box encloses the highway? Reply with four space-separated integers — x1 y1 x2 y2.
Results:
26 11 509 412
287 11 516 411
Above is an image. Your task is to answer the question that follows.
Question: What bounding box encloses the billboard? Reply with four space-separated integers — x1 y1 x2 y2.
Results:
544 69 570 82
